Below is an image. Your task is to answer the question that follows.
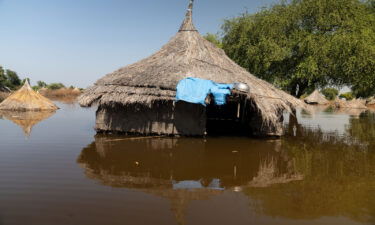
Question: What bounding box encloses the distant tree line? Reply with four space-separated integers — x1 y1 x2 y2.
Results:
204 0 375 98
0 65 79 92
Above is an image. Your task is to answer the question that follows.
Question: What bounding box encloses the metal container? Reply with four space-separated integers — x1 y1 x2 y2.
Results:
233 83 250 93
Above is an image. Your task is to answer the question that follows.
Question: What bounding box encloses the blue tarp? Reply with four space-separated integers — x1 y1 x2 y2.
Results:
176 77 234 106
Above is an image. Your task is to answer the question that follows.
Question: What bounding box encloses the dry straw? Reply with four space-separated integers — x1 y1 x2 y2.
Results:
304 90 329 105
0 81 58 111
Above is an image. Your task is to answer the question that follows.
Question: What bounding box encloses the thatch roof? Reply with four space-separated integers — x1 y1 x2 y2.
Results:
0 81 58 111
367 97 375 106
79 0 305 126
335 98 367 109
304 90 329 105
0 110 55 136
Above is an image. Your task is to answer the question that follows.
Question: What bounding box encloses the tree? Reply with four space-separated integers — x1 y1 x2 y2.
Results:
5 69 21 89
36 81 47 88
0 66 6 87
47 83 65 90
321 88 338 100
339 92 354 100
204 33 223 48
220 0 375 97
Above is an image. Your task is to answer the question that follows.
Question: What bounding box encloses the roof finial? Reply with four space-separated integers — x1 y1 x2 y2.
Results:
23 78 32 90
179 0 197 32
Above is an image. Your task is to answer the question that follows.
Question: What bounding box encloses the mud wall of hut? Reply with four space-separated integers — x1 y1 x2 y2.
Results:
95 100 284 137
95 101 206 136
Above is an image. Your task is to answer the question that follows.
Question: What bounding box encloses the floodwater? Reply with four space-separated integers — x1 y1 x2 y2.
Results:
0 102 375 225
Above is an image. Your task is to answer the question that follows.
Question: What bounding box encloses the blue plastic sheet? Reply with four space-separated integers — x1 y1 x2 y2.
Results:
176 77 233 106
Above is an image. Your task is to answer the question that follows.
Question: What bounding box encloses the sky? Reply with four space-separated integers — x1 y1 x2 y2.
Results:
0 0 276 88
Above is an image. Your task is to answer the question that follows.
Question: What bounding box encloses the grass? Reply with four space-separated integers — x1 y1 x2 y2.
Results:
39 88 81 98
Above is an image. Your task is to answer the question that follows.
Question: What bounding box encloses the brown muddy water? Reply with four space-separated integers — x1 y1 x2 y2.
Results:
0 102 375 225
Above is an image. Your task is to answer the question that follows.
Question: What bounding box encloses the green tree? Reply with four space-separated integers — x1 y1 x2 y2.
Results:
220 0 375 97
5 69 21 89
36 80 47 88
339 92 355 100
204 33 223 48
321 88 338 100
0 66 6 87
47 83 65 90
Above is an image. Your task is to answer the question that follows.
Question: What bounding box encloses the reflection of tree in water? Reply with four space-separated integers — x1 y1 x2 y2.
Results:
346 111 375 150
245 116 375 223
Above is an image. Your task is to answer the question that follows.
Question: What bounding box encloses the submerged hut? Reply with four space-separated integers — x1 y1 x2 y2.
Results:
335 98 367 109
0 81 58 111
79 0 304 137
367 97 375 107
304 90 329 105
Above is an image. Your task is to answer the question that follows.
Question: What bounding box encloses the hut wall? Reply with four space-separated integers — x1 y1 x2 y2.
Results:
95 100 284 137
246 101 284 137
95 101 206 136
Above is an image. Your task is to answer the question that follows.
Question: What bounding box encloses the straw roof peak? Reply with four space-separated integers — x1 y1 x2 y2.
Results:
179 0 197 32
0 81 58 111
23 79 32 90
304 90 329 105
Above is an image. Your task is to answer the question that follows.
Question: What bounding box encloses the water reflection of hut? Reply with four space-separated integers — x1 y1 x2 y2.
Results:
77 135 301 224
77 136 297 188
0 110 55 136
304 90 329 105
0 81 58 111
78 0 304 137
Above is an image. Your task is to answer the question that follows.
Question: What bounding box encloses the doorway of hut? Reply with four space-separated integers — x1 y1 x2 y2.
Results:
205 93 251 136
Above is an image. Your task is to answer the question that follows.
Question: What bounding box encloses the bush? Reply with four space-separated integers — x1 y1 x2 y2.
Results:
32 86 41 91
322 88 339 100
339 92 355 100
47 83 65 90
36 81 47 88
300 93 309 99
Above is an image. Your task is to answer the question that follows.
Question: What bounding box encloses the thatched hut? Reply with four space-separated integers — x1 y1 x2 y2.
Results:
78 0 304 137
304 90 329 105
0 81 58 111
367 97 375 107
334 98 367 109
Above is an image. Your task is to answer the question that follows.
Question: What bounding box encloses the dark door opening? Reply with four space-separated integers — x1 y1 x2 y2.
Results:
205 94 250 136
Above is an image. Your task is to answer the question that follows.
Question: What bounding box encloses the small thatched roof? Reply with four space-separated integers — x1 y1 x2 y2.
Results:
79 0 305 126
0 110 55 136
335 98 367 109
367 97 375 106
0 81 58 111
304 90 329 105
